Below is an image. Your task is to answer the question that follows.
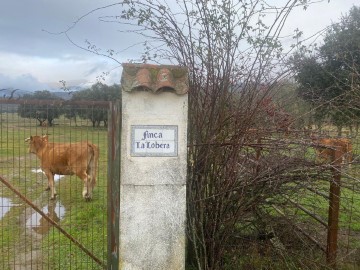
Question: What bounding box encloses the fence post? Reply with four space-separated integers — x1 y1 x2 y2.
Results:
326 146 342 267
119 64 188 269
108 101 121 269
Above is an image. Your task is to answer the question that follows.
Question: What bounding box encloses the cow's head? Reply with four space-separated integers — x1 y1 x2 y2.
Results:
25 135 48 153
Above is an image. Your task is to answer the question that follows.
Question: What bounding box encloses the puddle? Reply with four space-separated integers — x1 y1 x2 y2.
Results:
0 197 12 219
26 201 66 235
31 168 65 181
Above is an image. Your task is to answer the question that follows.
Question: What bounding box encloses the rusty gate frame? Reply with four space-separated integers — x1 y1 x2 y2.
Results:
0 98 120 269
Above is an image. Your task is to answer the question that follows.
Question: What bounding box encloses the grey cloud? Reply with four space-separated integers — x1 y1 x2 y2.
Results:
0 73 51 92
0 0 142 60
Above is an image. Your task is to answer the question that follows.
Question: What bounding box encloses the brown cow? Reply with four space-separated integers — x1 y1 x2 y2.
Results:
312 137 352 165
26 135 99 200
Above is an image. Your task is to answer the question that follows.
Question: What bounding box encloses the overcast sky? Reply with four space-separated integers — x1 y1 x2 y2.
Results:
0 0 358 92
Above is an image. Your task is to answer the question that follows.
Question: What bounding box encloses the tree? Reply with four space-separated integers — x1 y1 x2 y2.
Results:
69 83 120 127
18 90 63 126
292 6 360 134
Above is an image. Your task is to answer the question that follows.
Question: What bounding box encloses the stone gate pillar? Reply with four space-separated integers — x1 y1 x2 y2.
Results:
119 63 188 269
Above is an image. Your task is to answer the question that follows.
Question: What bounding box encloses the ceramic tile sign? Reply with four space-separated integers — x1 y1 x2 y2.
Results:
131 125 178 157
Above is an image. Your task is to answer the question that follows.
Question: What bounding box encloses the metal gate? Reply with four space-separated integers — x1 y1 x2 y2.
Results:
0 98 118 269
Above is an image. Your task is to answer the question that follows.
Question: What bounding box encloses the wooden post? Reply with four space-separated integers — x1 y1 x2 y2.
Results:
108 102 121 269
326 146 342 268
255 137 262 175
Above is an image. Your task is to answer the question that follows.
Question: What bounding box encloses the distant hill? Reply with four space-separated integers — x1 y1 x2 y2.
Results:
51 91 74 100
0 88 80 100
0 88 32 99
51 85 85 100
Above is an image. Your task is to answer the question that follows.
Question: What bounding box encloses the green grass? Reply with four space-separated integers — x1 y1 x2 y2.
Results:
2 112 360 269
274 140 360 268
43 174 108 269
228 132 360 269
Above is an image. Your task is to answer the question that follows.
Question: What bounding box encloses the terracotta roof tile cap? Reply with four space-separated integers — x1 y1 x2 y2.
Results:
121 63 188 95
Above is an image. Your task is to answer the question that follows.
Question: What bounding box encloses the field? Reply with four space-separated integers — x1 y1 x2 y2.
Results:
2 108 360 269
0 111 108 270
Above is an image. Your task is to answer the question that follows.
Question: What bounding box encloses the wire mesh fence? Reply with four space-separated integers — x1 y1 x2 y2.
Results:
239 126 360 269
307 127 360 267
1 98 360 269
204 125 360 269
0 100 109 269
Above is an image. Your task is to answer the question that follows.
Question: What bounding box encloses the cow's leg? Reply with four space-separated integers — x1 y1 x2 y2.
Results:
88 170 96 197
83 174 92 201
43 171 51 191
88 146 98 197
78 172 92 201
44 170 56 199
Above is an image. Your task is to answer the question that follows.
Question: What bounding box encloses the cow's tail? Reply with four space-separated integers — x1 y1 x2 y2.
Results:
87 143 99 190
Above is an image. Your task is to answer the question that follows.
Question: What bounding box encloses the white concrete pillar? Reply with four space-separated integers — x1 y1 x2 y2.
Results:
119 64 188 270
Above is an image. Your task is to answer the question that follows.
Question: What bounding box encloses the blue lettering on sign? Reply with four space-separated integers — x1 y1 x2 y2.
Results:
136 141 170 149
141 130 163 140
131 125 178 157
